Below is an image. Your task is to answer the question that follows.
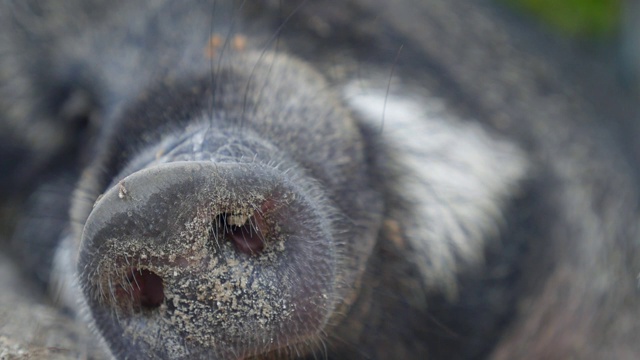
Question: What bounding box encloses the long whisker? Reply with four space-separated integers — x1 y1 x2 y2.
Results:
239 0 309 129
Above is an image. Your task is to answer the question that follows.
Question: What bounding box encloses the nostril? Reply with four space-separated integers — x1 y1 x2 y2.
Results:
126 268 164 309
214 211 267 255
228 221 266 254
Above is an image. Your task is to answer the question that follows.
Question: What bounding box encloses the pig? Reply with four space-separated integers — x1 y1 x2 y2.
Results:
0 0 639 359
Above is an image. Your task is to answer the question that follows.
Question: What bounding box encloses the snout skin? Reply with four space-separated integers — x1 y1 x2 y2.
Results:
79 161 338 358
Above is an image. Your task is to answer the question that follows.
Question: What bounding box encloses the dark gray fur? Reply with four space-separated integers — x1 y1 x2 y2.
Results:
1 0 639 359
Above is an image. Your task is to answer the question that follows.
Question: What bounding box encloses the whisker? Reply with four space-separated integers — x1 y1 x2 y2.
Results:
380 44 403 135
239 0 309 129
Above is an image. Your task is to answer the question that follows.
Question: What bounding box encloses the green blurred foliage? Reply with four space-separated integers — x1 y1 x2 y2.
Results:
503 0 621 38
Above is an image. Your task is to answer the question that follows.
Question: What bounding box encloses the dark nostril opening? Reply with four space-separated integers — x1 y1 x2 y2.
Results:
229 221 265 254
214 211 267 255
127 268 165 309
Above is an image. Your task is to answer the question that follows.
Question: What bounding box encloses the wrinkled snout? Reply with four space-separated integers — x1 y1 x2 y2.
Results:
77 161 336 359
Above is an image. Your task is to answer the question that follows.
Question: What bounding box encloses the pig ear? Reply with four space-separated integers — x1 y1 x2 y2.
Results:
343 81 529 296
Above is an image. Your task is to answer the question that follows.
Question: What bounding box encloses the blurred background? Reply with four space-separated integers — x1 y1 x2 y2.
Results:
504 0 620 38
503 0 640 92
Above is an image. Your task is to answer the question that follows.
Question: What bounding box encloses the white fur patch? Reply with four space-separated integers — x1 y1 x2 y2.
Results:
344 81 529 294
51 233 82 311
52 234 114 358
